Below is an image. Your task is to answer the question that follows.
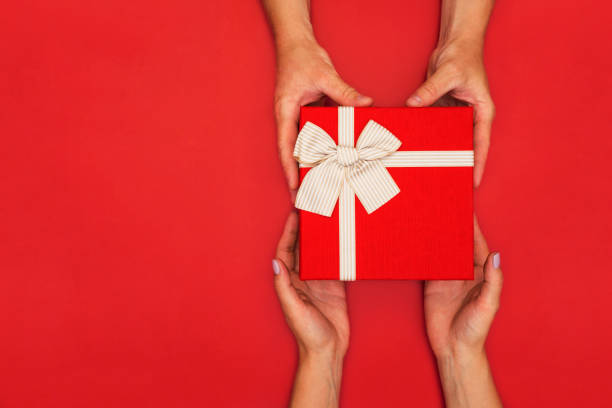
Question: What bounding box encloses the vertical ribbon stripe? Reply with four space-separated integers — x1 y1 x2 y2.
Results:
338 107 356 281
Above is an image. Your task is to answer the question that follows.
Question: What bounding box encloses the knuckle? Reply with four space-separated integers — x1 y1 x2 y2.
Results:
273 97 293 120
482 296 500 314
421 82 437 98
341 85 357 100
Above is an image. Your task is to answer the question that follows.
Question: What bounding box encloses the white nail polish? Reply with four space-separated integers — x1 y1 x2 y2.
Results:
493 253 501 268
272 259 280 275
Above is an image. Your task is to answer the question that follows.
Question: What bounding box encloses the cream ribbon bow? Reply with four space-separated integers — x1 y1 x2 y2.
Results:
294 119 402 217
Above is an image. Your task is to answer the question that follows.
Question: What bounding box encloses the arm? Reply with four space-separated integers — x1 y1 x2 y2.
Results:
272 212 349 408
436 349 501 408
262 0 315 49
438 0 495 47
261 0 373 198
407 0 496 187
290 352 343 408
424 218 503 407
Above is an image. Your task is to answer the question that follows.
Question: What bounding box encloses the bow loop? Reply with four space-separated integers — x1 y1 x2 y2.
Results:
293 122 337 165
356 120 402 159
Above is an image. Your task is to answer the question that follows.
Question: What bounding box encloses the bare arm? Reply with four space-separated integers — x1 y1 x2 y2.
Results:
289 352 343 408
438 0 495 46
262 0 315 50
437 350 501 408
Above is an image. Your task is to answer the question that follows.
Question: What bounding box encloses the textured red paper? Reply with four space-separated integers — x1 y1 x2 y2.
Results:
299 107 473 280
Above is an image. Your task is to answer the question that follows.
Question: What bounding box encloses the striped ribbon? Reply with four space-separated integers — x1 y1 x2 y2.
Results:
293 107 474 281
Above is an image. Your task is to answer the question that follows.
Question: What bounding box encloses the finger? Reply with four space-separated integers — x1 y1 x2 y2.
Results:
275 211 299 271
480 252 503 311
473 214 490 266
473 100 495 187
272 258 304 314
406 66 459 107
275 100 300 193
320 73 373 107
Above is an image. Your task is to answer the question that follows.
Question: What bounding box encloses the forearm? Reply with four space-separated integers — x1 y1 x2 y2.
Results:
438 0 495 48
261 0 315 50
290 350 343 408
436 349 502 408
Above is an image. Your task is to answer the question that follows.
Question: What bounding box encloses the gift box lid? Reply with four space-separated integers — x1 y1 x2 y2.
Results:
297 106 473 281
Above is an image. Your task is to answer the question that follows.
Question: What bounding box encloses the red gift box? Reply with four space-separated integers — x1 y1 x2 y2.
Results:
296 106 473 280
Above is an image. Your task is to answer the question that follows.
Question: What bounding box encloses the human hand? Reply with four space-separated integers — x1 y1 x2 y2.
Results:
424 217 503 407
406 39 495 187
273 211 349 407
274 39 373 198
424 216 502 361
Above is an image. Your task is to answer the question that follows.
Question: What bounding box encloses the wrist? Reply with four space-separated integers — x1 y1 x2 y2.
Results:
299 346 345 369
435 35 484 59
429 37 484 73
437 0 493 52
436 347 500 408
274 23 317 55
290 348 345 408
436 345 487 373
439 27 485 50
298 347 345 385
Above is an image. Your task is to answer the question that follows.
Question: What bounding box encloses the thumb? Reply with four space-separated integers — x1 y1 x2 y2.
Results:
406 67 458 107
321 73 373 107
480 252 503 311
272 259 303 314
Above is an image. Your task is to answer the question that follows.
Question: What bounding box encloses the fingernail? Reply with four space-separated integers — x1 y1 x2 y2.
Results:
407 95 422 106
493 253 501 268
272 259 281 275
356 95 372 104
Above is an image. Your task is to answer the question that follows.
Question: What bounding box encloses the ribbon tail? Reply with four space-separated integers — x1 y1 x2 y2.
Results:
295 158 344 217
348 159 400 214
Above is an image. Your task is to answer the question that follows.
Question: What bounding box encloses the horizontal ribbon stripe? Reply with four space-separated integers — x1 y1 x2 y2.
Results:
382 151 474 167
300 150 474 168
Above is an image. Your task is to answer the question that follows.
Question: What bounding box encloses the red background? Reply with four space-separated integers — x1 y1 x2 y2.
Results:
1 0 611 406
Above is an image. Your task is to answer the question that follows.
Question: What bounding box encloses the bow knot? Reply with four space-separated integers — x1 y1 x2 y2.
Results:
336 146 359 166
293 119 403 217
